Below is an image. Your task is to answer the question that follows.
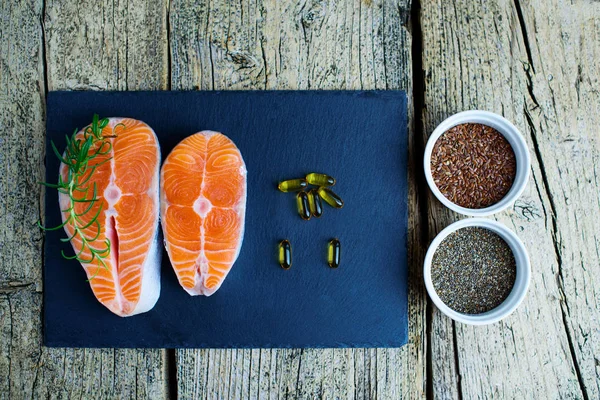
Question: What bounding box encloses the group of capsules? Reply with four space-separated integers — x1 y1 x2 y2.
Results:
278 172 344 220
277 173 343 270
278 238 340 270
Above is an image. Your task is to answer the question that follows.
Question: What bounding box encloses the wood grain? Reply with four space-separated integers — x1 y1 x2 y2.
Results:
420 0 600 398
0 0 45 289
45 0 169 91
170 0 426 398
0 0 45 398
1 0 170 398
40 0 170 395
3 0 598 397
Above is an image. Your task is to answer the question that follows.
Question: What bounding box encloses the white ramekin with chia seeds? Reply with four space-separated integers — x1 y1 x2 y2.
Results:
423 218 531 325
424 110 531 217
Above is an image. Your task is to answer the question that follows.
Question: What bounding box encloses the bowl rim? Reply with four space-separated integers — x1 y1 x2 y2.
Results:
423 110 531 217
423 218 531 325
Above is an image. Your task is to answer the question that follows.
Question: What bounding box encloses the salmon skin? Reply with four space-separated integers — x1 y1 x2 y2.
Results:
161 131 247 296
58 118 161 317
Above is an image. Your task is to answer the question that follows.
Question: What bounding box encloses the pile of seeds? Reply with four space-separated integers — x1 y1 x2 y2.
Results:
278 173 344 220
431 227 516 314
430 123 517 209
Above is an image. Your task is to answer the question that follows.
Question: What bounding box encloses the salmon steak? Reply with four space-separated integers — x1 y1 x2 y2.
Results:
59 118 161 317
161 131 247 296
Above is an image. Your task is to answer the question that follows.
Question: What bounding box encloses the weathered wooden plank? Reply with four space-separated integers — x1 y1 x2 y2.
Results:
0 0 170 398
38 0 170 396
170 0 425 398
0 0 45 288
0 289 43 399
420 0 599 398
516 1 600 397
0 0 45 398
45 0 169 91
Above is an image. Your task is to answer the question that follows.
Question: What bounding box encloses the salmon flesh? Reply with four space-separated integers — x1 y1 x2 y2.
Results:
58 118 161 317
161 131 247 296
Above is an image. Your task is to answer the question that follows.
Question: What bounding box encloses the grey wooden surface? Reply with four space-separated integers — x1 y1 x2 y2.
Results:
0 0 598 398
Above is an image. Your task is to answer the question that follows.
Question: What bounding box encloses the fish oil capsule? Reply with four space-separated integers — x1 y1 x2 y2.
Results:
296 191 311 220
317 187 344 208
278 179 308 192
306 173 335 187
327 239 341 268
307 189 323 218
279 240 292 270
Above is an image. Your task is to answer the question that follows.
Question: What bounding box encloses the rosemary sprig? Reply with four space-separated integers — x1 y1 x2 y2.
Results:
40 114 120 279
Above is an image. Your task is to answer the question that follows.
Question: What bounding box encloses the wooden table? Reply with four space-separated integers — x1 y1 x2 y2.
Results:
1 0 598 398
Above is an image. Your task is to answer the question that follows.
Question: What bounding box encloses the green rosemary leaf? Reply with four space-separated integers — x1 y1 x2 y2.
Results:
95 141 112 156
38 218 70 231
70 196 95 203
63 169 72 184
86 266 102 281
77 167 97 186
74 173 92 189
74 243 92 260
78 253 96 264
95 245 110 257
87 220 103 242
79 202 104 230
60 250 79 260
86 257 109 282
93 156 112 166
39 181 60 188
75 200 95 217
50 140 69 166
60 229 78 242
99 257 110 270
73 185 90 193
79 139 93 165
113 122 126 133
40 114 119 281
99 117 109 129
74 185 97 216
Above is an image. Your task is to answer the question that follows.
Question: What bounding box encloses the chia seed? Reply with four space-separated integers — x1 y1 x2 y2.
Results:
431 227 516 314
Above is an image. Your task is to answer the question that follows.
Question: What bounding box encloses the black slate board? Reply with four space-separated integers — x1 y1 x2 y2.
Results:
44 91 408 348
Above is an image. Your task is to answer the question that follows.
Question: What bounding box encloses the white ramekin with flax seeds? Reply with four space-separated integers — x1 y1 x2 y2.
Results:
424 111 530 216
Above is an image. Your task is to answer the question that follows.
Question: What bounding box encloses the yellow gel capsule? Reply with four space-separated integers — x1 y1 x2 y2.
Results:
279 240 292 270
317 187 344 208
296 191 311 220
306 173 336 187
308 189 323 218
327 239 341 268
278 179 308 192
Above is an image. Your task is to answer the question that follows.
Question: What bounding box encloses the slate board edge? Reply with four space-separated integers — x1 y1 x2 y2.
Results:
42 90 409 349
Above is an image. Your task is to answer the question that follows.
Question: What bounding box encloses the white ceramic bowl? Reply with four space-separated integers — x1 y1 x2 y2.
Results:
424 110 531 216
423 218 531 325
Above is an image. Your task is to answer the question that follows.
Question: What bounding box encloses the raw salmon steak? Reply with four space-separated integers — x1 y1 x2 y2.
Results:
161 131 247 296
59 118 161 317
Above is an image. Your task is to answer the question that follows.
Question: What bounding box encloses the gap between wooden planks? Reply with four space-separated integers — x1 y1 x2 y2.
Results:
1 0 598 398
